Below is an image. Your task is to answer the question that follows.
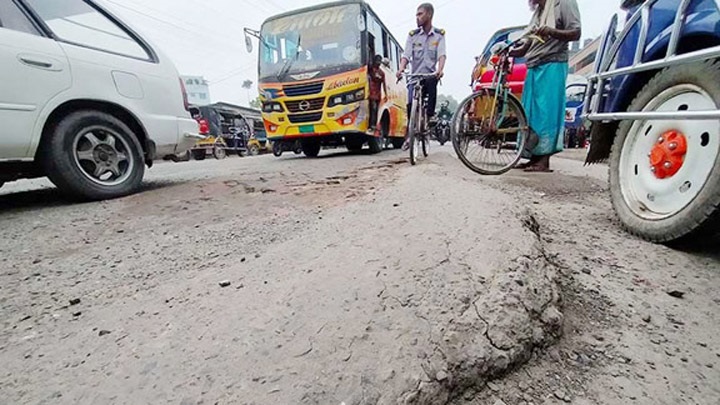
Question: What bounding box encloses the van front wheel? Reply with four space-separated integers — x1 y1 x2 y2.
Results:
43 110 145 201
610 60 720 243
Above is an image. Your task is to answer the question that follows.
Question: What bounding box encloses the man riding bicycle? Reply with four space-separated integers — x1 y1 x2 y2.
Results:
397 3 447 148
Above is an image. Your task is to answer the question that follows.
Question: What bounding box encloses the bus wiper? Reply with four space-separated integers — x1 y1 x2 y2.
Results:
277 34 302 82
277 58 293 82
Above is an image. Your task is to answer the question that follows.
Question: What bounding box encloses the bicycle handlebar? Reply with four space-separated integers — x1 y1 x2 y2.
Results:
493 31 546 56
397 72 440 84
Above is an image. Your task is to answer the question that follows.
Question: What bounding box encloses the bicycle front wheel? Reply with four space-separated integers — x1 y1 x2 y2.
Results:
409 100 421 166
421 127 429 158
452 89 528 175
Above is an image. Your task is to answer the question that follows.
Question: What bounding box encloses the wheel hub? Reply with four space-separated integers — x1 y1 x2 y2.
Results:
649 130 687 179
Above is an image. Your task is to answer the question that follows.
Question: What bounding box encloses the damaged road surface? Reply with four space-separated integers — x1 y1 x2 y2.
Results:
1 147 718 404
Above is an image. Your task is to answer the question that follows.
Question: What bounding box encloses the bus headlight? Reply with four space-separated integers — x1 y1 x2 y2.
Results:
328 89 365 107
262 102 284 113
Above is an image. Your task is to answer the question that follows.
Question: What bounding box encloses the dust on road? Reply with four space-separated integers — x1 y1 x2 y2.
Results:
0 147 718 405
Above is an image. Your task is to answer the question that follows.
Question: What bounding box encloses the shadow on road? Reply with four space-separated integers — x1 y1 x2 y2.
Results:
278 147 404 162
0 180 187 216
674 236 720 261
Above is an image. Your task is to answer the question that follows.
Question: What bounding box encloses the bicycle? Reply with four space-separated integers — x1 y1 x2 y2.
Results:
402 73 438 165
452 32 544 175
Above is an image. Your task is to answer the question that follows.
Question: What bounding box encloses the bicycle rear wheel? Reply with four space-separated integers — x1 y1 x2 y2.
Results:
452 89 528 175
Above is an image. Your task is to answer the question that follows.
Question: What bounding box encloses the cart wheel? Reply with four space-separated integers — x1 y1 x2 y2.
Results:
213 146 227 160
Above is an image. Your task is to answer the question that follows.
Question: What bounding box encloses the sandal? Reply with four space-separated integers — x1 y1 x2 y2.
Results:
523 165 554 173
514 161 534 169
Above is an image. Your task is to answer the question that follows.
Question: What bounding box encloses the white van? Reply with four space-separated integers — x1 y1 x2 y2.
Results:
0 0 200 200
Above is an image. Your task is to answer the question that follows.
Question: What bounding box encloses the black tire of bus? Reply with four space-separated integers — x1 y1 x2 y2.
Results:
368 135 384 154
610 60 720 244
301 139 321 158
368 119 387 154
346 138 364 152
391 137 405 149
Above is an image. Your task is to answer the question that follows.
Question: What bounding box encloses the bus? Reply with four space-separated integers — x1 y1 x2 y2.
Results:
245 0 407 157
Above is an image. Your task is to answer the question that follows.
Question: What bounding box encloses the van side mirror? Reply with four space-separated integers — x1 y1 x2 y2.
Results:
245 34 253 53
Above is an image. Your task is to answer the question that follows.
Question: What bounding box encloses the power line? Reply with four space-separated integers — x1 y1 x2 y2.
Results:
210 65 256 84
121 0 246 40
104 0 244 51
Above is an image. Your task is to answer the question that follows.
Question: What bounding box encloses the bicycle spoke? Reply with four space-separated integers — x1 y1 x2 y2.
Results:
454 90 526 175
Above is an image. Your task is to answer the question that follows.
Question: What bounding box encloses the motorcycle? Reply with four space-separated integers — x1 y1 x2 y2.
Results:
435 118 451 146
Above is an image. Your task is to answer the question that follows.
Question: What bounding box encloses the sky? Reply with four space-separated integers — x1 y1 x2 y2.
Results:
99 0 625 106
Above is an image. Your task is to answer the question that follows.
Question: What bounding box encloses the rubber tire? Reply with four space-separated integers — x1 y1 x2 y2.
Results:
346 138 364 152
391 137 405 149
451 90 527 175
302 139 321 158
213 145 227 160
438 127 449 146
272 142 283 157
610 60 720 244
192 150 206 161
248 145 260 156
42 110 145 201
421 132 428 157
409 100 420 165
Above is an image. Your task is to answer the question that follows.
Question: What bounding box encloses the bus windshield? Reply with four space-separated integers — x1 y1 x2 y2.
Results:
259 4 362 82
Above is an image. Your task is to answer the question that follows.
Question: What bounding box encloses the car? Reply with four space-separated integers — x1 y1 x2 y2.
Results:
0 0 200 200
585 0 720 243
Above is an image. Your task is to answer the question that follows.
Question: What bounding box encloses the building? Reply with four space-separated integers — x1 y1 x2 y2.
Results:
181 75 212 106
569 37 601 77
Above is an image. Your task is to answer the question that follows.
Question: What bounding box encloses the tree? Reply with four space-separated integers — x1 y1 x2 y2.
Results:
242 80 255 107
436 94 459 113
249 96 262 109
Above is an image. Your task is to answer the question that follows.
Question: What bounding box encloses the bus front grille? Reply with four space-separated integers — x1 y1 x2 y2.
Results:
288 112 323 124
283 81 324 97
285 97 326 113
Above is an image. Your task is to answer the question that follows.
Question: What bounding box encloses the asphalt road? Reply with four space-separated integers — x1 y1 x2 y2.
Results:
1 145 718 405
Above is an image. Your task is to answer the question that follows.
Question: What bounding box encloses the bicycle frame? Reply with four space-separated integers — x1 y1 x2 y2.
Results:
407 75 432 134
474 51 518 135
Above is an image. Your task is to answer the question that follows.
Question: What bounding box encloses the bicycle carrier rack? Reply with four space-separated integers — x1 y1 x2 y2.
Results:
584 0 720 122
